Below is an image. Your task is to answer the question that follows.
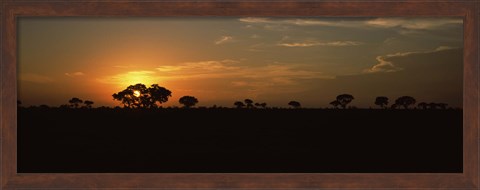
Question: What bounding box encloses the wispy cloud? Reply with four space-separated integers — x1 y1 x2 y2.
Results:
366 18 462 30
20 73 54 84
364 46 458 73
364 56 404 73
99 59 332 93
214 36 234 45
239 17 357 28
239 17 462 31
278 40 362 47
156 60 332 86
239 17 272 24
65 72 85 77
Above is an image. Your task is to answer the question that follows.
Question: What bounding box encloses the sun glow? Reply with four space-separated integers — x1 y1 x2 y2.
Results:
97 70 165 89
123 71 157 87
133 90 141 97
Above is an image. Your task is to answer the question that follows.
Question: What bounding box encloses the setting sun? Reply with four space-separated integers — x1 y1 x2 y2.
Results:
133 90 141 97
18 17 463 108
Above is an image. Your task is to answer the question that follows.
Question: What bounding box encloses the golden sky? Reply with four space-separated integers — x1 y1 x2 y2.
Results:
18 17 463 108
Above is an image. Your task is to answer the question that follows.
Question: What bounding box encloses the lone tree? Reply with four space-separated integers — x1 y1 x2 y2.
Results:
336 94 354 109
179 96 199 108
374 96 389 109
112 83 172 108
244 99 254 108
69 97 83 108
84 100 94 108
330 100 340 109
234 101 245 108
288 101 301 108
394 96 416 109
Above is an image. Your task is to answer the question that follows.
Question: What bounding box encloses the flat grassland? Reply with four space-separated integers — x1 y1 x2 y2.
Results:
18 108 462 173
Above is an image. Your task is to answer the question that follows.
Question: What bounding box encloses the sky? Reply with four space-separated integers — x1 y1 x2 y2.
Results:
18 17 463 108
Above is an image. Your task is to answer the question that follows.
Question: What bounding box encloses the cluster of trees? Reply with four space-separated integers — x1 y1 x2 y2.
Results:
326 94 449 110
112 84 172 108
374 96 448 110
18 83 453 110
329 94 355 109
233 99 267 109
56 97 95 109
112 83 198 108
232 99 302 109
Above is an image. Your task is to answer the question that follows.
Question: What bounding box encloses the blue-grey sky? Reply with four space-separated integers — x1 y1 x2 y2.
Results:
18 17 463 108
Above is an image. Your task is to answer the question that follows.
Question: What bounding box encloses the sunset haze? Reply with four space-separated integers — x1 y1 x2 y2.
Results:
18 17 463 108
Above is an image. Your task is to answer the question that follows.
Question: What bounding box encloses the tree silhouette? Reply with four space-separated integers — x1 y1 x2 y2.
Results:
394 96 416 109
330 100 340 109
147 84 172 108
234 101 245 108
391 104 398 109
436 103 448 109
113 83 171 108
179 96 199 108
425 102 447 110
84 100 94 108
59 104 70 109
288 101 301 108
69 97 83 108
336 94 354 109
260 102 267 109
417 102 428 109
255 102 268 109
39 104 49 109
374 96 389 109
244 99 254 108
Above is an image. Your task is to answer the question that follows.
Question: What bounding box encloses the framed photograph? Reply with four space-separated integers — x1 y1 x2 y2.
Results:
2 0 478 189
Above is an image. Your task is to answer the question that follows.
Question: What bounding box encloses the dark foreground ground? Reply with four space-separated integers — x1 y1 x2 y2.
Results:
18 108 462 173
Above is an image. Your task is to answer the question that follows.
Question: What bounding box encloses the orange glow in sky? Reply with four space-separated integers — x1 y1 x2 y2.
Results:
18 17 463 108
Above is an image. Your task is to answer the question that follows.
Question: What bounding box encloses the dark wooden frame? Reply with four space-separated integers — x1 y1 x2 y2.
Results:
1 0 478 189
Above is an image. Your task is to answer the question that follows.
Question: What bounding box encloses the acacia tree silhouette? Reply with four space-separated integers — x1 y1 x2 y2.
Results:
147 84 172 107
84 100 94 108
244 99 254 108
330 100 340 109
394 96 416 109
374 96 389 109
112 83 172 108
179 96 199 108
69 97 83 108
336 94 354 109
288 101 301 108
234 101 245 108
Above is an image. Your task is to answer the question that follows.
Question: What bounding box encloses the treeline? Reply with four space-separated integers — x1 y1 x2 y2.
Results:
17 83 457 110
